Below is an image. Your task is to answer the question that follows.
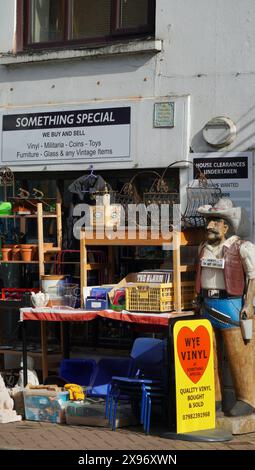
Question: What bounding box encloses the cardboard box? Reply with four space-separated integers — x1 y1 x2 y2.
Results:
89 203 122 229
135 270 173 283
65 399 137 427
23 387 69 423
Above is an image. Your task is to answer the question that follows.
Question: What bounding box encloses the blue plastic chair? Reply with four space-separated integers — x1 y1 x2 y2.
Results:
106 337 167 433
86 357 132 397
59 358 97 386
141 383 167 434
108 378 161 432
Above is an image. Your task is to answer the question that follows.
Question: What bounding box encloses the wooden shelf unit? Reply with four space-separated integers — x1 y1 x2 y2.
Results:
37 202 62 279
80 229 203 312
0 202 62 279
0 203 62 377
0 214 58 218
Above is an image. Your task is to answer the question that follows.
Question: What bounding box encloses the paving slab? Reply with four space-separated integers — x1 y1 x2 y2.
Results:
0 420 255 451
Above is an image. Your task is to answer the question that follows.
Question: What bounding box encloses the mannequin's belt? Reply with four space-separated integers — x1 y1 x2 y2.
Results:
201 289 241 299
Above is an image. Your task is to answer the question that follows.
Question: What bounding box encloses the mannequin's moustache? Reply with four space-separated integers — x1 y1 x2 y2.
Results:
206 229 219 235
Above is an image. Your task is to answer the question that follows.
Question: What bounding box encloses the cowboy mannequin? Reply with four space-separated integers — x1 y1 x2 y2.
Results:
195 197 255 417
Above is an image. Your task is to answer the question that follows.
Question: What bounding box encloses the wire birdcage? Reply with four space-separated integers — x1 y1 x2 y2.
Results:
182 167 222 228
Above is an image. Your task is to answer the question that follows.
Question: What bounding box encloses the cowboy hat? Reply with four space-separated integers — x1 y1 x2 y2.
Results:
197 197 250 238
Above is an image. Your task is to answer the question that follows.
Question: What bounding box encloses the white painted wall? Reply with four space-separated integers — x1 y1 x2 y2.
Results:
0 0 16 53
155 0 255 153
0 0 254 169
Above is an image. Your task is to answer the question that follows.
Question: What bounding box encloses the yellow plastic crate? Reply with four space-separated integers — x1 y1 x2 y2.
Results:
126 282 195 313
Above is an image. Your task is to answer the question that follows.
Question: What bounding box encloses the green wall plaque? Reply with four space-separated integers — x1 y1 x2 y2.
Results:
154 102 175 128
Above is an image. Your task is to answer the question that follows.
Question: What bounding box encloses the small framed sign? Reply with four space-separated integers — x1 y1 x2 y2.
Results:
154 102 175 128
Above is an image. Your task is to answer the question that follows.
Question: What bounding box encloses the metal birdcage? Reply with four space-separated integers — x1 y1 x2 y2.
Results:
182 167 222 228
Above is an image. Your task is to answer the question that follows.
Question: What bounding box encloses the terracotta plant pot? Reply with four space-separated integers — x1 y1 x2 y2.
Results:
12 245 21 261
20 244 38 260
20 247 33 262
30 245 38 260
2 247 12 261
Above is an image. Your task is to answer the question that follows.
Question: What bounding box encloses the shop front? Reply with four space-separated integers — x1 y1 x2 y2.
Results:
0 95 191 372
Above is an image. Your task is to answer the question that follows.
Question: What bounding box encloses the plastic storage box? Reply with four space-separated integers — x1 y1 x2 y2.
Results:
126 281 195 312
23 388 69 423
85 297 109 310
65 399 136 427
85 287 112 310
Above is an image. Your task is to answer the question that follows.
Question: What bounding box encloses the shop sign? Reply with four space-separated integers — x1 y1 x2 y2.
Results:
173 319 215 433
0 96 190 170
1 106 131 164
191 152 253 230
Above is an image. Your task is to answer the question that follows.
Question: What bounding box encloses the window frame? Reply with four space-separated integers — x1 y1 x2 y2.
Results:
111 0 155 36
17 0 155 52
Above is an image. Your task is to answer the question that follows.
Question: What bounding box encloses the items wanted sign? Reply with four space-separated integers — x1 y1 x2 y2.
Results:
190 152 253 235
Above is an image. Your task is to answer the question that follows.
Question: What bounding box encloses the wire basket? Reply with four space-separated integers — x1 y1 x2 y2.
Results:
182 168 222 228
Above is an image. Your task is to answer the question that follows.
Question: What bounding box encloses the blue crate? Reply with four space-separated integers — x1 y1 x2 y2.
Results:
85 297 109 310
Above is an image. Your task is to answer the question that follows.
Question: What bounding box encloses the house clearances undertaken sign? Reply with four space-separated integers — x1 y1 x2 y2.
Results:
191 152 253 225
1 106 131 164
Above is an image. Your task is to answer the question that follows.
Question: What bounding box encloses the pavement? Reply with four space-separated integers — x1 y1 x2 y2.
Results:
1 419 255 451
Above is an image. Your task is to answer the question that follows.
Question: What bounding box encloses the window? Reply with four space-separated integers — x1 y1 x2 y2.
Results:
21 0 155 50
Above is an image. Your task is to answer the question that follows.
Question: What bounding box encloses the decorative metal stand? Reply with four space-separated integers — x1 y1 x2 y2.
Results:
143 168 179 229
0 166 15 200
182 169 222 228
114 171 160 224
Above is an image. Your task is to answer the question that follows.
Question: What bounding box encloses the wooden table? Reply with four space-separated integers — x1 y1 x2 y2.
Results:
19 306 194 384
